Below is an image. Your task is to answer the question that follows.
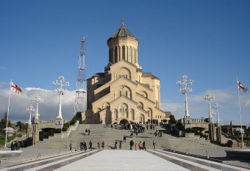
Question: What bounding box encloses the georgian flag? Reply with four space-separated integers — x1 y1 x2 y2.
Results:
11 81 22 94
237 81 248 92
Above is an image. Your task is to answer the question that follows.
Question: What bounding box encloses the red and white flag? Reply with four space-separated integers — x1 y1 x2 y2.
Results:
237 81 248 92
10 81 22 94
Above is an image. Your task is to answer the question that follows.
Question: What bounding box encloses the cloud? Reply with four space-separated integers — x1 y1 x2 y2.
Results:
0 82 9 88
0 66 6 70
161 88 250 126
0 87 86 122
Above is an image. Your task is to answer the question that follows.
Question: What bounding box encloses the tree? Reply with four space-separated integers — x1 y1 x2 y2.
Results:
169 115 177 124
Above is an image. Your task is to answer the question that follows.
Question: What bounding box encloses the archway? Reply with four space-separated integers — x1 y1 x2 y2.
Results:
140 114 145 123
119 119 129 125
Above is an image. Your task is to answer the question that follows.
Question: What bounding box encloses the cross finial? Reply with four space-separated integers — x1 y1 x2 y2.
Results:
121 18 125 26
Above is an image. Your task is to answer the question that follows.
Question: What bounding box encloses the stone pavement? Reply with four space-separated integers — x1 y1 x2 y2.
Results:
1 150 248 171
1 124 247 168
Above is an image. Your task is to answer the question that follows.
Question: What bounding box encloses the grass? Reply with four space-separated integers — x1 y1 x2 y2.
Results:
0 135 16 145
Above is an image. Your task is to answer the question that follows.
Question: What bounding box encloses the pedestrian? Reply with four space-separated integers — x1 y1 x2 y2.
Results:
88 129 90 135
138 141 142 150
10 142 14 151
143 141 146 150
114 141 117 149
153 140 156 149
97 142 100 149
102 141 105 149
16 141 20 150
123 136 126 142
89 140 92 150
69 143 72 151
134 143 138 150
83 141 87 151
129 140 134 150
119 141 122 149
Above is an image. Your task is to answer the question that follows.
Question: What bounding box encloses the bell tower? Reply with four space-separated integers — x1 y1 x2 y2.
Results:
107 19 139 67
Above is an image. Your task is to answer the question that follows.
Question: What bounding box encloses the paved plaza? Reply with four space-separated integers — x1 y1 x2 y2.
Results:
1 150 248 171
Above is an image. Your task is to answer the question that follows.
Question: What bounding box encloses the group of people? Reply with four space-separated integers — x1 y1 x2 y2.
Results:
129 140 147 150
154 129 162 137
77 141 105 151
10 141 21 151
114 140 123 149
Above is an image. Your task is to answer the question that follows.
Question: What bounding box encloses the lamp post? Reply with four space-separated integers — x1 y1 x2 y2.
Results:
204 93 215 123
32 95 42 123
31 95 42 145
177 75 193 118
52 76 70 120
213 103 222 126
26 105 35 126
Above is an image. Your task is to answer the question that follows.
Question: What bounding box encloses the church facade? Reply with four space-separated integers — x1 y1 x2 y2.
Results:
82 22 170 124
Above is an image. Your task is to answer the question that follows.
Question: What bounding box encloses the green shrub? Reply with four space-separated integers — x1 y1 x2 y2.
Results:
49 129 54 136
62 122 70 132
70 116 77 125
55 129 61 133
39 135 44 141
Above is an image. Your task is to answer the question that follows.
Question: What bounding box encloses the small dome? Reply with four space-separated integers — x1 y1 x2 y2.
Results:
109 20 137 40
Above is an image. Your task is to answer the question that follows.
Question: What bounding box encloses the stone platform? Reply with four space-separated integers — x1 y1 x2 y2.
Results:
1 150 248 171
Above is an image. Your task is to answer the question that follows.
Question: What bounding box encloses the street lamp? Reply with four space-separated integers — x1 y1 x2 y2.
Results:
177 75 193 118
204 93 215 123
32 95 42 123
213 103 222 126
52 76 70 120
26 105 35 126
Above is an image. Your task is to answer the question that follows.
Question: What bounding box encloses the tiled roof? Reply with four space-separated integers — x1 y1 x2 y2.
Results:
111 23 137 39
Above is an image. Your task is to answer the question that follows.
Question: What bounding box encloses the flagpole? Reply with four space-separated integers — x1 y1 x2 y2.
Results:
236 77 244 148
4 80 12 149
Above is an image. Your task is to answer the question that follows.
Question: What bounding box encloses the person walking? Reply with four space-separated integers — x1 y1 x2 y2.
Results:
69 143 72 151
134 142 138 150
97 142 100 150
143 141 146 150
83 141 87 151
89 140 92 150
153 140 156 149
129 140 134 150
114 141 117 149
119 141 122 149
102 141 105 149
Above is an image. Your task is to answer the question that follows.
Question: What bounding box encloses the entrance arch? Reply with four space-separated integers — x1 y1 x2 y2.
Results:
140 114 145 123
119 119 129 125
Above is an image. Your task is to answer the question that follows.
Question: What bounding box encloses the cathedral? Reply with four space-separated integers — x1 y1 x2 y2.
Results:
82 21 170 124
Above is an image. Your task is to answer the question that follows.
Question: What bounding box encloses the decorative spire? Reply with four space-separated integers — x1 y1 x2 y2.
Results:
121 18 125 26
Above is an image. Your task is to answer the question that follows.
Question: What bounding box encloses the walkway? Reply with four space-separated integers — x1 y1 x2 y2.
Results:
1 150 248 171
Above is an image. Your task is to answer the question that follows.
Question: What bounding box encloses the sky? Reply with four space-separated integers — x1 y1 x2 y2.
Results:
0 0 250 125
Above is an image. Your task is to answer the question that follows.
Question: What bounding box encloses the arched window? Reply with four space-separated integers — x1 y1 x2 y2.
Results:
115 46 118 62
142 91 148 98
128 47 132 63
122 46 125 60
138 102 143 110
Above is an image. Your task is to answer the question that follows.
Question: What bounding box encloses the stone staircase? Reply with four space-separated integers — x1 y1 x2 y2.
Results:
31 124 229 157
